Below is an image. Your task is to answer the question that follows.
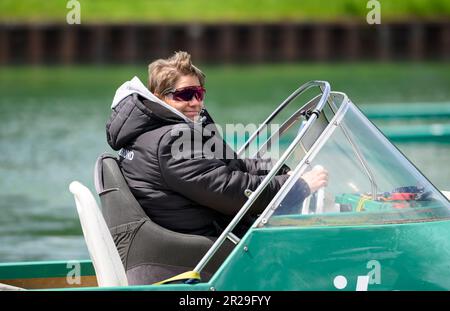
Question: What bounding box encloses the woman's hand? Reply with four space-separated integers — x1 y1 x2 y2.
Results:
287 165 329 193
301 165 328 193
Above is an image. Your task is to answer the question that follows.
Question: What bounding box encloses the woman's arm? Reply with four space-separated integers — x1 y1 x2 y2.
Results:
158 130 289 216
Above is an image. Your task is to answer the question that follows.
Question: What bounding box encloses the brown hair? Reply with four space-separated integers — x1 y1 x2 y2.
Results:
147 51 205 96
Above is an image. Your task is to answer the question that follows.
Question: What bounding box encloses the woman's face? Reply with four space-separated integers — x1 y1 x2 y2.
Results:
161 75 204 121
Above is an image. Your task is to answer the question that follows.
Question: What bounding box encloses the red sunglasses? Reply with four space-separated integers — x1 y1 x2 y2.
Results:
166 86 206 102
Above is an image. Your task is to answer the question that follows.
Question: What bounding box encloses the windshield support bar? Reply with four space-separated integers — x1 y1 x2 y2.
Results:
322 87 378 200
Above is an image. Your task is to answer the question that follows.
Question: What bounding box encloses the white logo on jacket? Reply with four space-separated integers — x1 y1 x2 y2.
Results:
119 148 134 161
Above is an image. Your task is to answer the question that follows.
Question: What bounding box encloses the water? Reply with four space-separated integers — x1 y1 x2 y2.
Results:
0 97 111 261
0 64 449 262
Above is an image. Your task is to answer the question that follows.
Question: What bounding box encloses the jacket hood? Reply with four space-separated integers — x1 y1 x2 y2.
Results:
107 76 194 150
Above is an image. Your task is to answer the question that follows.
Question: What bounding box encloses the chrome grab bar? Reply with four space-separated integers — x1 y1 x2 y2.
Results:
237 81 331 157
254 94 323 158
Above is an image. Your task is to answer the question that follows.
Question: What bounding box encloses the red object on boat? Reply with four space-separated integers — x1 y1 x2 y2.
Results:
391 193 416 200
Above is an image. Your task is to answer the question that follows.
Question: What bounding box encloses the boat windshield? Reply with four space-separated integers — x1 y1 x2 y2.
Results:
260 95 450 228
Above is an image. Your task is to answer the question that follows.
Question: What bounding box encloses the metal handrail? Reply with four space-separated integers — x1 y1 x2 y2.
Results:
253 94 323 158
193 81 330 275
237 81 331 157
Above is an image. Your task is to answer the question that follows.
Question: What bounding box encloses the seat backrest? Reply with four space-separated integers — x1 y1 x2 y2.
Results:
69 181 128 287
93 153 233 285
94 153 149 227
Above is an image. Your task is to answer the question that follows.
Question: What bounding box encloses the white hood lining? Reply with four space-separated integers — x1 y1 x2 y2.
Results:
111 76 191 123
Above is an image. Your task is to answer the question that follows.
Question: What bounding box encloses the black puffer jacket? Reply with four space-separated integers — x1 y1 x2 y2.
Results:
106 82 308 236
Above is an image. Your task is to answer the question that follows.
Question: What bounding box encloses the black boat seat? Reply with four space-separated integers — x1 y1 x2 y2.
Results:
94 153 232 285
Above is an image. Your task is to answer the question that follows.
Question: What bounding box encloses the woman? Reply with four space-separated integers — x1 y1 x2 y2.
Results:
106 51 328 237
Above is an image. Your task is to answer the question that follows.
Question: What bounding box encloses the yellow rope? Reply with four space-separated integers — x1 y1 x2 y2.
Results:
356 195 370 212
153 270 201 285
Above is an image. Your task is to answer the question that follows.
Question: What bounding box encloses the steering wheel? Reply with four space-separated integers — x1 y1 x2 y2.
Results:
315 187 325 214
302 187 326 215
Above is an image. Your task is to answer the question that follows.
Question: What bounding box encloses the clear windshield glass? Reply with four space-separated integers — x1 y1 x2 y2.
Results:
265 99 450 227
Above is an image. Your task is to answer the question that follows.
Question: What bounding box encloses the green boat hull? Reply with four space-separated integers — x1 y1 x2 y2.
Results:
212 220 450 290
2 218 450 291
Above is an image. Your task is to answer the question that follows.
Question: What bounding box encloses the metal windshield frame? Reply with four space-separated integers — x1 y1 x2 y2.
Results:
253 92 350 226
193 80 331 275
